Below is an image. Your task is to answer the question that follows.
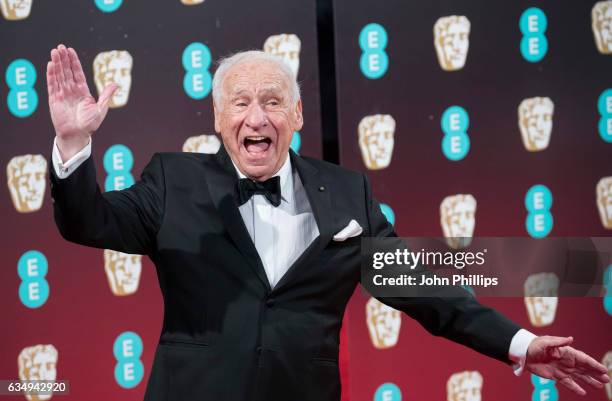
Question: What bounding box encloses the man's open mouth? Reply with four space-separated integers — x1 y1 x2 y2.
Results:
244 136 272 154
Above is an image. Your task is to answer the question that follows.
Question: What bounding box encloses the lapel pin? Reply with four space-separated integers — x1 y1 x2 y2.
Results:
318 186 325 192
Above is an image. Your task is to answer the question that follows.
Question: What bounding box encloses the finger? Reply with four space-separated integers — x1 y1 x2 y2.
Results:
58 44 75 85
558 376 586 396
46 61 57 98
67 47 87 86
96 83 118 118
574 349 608 376
574 372 605 389
51 48 65 88
543 336 573 349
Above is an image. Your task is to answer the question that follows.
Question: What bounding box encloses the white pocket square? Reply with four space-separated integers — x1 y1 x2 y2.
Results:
333 219 363 241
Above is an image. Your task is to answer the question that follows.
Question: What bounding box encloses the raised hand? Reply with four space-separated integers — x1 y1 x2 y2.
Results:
526 336 610 396
46 44 117 160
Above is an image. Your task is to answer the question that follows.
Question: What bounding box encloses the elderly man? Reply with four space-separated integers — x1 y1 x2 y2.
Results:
46 44 608 401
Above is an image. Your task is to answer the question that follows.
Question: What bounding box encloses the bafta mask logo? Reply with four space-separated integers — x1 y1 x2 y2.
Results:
263 34 301 78
434 16 471 71
93 50 133 108
358 114 395 170
104 250 142 296
597 177 612 229
0 0 32 20
366 297 401 349
593 1 612 54
181 0 204 4
18 344 58 401
447 371 483 401
182 134 221 154
440 194 476 249
518 97 554 151
603 351 612 400
7 154 47 213
524 273 559 327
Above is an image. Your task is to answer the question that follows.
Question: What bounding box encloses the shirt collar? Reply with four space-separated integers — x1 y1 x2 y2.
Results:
230 153 293 204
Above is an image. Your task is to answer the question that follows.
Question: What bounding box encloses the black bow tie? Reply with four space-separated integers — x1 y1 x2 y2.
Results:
237 176 282 207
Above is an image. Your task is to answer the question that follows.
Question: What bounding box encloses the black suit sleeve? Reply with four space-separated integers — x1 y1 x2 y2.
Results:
49 153 165 255
361 173 521 364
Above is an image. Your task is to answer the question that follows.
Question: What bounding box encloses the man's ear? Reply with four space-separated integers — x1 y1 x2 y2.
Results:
213 103 221 134
293 98 303 131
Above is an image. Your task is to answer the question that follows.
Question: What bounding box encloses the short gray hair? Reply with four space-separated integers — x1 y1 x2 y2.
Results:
212 50 301 110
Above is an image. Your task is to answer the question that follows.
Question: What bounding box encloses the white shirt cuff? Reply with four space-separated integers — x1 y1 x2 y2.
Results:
52 136 92 179
509 328 538 376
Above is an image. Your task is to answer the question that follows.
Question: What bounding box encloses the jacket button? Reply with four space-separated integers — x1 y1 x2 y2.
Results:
265 298 275 307
256 346 263 354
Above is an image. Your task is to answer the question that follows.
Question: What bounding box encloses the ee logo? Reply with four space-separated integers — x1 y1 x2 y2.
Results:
525 184 553 238
113 331 144 389
374 382 401 401
104 145 135 191
290 131 301 154
95 0 123 13
380 203 395 226
18 250 49 308
531 374 558 401
604 265 612 315
182 42 212 100
6 59 38 118
598 88 612 143
359 23 389 79
441 106 470 161
520 7 548 62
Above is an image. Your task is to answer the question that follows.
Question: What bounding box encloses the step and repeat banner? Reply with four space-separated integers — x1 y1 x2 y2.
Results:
0 0 322 399
334 1 611 401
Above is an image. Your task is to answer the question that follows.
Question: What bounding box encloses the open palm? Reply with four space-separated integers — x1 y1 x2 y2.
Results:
46 44 117 140
526 336 610 396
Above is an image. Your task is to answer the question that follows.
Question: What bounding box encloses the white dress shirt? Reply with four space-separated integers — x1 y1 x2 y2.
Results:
51 137 536 374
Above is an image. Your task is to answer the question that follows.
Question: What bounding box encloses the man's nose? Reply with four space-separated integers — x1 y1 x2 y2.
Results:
245 103 268 130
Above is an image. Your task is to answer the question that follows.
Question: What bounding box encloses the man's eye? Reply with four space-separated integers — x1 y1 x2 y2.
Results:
267 100 279 106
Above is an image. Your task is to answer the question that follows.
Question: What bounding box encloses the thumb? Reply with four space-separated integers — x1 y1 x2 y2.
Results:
97 83 118 114
544 336 573 356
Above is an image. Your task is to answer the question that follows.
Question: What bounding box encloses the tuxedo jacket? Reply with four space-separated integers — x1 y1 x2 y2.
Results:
49 145 521 401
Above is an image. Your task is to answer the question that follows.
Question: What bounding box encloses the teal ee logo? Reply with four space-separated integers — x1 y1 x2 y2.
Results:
114 331 144 389
104 145 135 191
380 203 395 226
531 374 558 401
520 7 548 62
6 59 38 118
359 23 389 79
374 382 401 401
597 88 612 142
182 42 212 100
95 0 123 13
525 184 553 238
441 106 470 161
604 265 612 315
290 131 301 154
18 250 49 308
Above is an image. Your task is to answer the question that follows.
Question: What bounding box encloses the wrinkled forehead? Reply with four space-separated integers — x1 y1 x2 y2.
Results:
223 61 291 99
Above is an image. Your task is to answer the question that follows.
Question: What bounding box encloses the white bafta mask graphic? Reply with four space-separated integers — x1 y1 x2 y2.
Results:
358 114 395 170
104 250 142 296
7 154 47 213
182 134 221 154
263 34 301 78
524 273 559 327
592 1 612 54
597 177 612 229
447 371 483 401
0 0 33 20
440 194 476 249
93 50 133 108
518 97 554 152
181 0 204 4
18 344 58 401
434 16 471 71
603 351 612 400
366 297 401 349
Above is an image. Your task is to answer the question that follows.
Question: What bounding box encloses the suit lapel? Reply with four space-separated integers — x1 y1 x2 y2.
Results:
206 145 272 292
272 150 335 293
